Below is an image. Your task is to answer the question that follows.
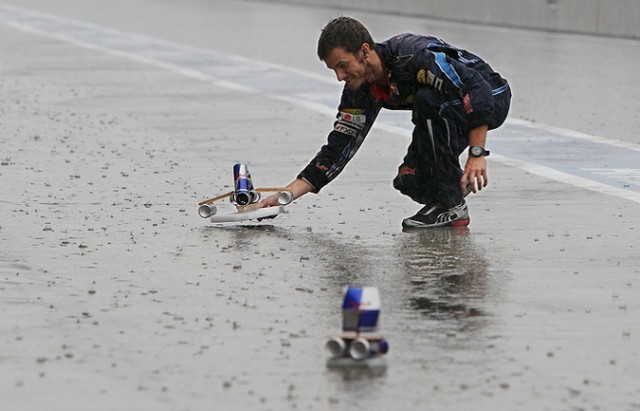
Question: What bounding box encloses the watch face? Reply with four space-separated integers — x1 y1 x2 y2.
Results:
470 146 484 157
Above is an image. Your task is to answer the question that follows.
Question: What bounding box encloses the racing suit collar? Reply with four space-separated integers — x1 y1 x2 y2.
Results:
368 45 392 101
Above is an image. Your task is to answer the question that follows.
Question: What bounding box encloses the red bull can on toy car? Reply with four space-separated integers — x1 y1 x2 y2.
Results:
232 162 259 206
342 286 380 332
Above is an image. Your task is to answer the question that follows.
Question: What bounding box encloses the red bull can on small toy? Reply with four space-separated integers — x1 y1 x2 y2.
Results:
342 286 380 332
232 162 259 206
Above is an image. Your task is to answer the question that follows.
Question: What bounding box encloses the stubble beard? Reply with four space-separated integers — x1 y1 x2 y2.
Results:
347 56 372 90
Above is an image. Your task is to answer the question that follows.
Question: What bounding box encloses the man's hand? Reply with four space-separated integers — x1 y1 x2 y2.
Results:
259 178 313 208
462 124 489 194
259 193 282 208
461 156 488 194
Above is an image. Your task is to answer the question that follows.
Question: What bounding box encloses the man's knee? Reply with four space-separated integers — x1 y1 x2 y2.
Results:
393 166 433 204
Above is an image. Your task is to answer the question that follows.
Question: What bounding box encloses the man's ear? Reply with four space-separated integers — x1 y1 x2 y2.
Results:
361 43 369 57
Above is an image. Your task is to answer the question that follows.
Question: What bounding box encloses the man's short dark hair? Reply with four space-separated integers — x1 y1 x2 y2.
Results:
317 17 375 61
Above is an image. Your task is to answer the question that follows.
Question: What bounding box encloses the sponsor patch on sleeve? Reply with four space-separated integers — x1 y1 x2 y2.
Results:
417 69 427 85
417 68 443 92
337 111 366 126
334 122 358 136
334 110 366 135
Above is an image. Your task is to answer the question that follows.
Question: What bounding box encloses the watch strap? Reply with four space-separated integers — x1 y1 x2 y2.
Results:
469 146 490 157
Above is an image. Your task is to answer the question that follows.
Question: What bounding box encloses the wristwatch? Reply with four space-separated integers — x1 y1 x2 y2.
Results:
469 145 490 158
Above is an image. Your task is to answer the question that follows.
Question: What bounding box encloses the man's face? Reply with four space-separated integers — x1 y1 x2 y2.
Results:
324 46 371 90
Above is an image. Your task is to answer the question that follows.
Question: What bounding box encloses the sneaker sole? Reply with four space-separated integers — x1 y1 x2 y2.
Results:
402 218 470 229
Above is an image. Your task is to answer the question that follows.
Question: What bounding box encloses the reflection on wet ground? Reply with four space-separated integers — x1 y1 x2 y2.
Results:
381 226 498 354
200 224 289 246
399 227 489 321
328 363 387 382
201 223 375 287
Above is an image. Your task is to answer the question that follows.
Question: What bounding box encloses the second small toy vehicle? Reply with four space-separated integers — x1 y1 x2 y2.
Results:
326 286 389 368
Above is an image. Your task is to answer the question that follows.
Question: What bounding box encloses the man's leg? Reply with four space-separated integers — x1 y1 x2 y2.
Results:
393 115 467 207
394 91 471 228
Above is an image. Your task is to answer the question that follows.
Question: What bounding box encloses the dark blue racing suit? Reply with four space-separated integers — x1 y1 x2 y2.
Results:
298 33 512 208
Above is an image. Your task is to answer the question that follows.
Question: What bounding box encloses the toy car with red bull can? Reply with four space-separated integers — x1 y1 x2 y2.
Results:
198 162 292 223
326 286 389 368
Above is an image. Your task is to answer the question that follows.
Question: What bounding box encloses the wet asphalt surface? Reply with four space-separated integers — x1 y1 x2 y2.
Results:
1 1 639 410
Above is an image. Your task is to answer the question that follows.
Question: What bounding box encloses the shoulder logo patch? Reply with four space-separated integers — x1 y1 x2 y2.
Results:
416 69 427 85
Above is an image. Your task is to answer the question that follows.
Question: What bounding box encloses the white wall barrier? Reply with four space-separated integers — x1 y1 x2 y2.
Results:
273 0 640 40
